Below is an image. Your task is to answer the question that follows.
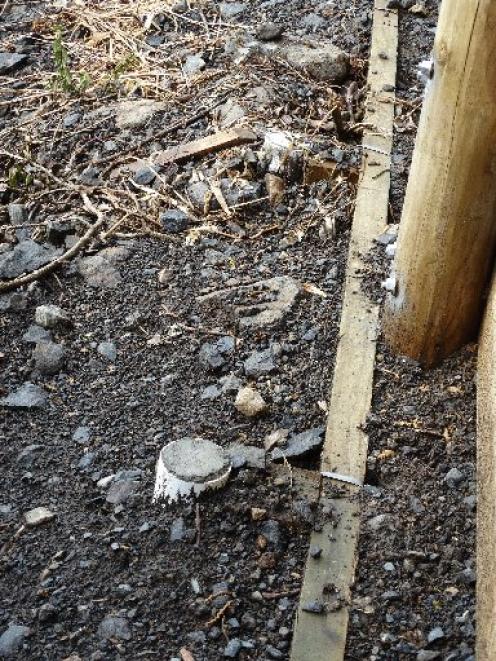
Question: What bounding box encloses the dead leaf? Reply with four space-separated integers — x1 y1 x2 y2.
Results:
180 648 195 661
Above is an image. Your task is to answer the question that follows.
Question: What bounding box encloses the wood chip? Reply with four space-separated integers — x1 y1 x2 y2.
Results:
154 128 257 166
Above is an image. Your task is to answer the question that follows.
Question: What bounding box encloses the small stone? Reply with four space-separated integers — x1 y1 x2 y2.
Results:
224 638 242 657
33 342 66 375
115 99 165 130
187 181 212 212
106 480 136 505
273 40 349 83
0 624 31 657
79 253 122 288
45 220 75 246
63 112 81 128
234 386 267 417
227 444 266 469
24 507 55 527
133 166 156 186
427 627 444 644
199 336 234 371
259 519 282 550
244 348 276 377
73 426 91 444
1 382 48 409
367 514 393 532
271 427 324 461
310 545 322 559
79 166 102 186
417 652 441 661
170 517 185 542
302 600 325 614
384 562 395 572
201 385 221 400
98 616 131 641
218 100 246 128
0 292 28 312
8 203 28 224
458 567 476 585
183 54 206 75
78 452 96 471
35 304 71 329
160 209 190 233
266 646 284 659
444 467 464 487
256 22 284 41
146 34 165 47
97 341 117 362
301 13 326 30
219 2 247 19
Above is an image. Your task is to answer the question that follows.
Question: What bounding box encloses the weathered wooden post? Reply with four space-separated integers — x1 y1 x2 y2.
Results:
477 269 496 660
383 0 496 366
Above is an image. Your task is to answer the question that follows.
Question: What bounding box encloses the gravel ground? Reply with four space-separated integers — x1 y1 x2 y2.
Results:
1 1 373 659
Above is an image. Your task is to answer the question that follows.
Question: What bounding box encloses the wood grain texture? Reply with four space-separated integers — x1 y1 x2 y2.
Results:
477 270 496 660
383 0 496 366
290 1 398 658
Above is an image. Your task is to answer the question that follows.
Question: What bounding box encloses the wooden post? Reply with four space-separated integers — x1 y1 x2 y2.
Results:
478 270 496 660
383 0 496 367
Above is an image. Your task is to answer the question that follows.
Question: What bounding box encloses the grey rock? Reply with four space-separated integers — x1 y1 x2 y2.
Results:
458 567 476 585
8 203 28 224
188 630 206 644
133 166 156 186
367 514 393 532
146 34 165 47
79 166 102 186
115 99 165 129
78 452 96 471
187 181 214 212
259 519 282 549
444 467 464 487
302 600 325 614
0 292 28 312
376 230 397 245
271 427 324 461
0 52 29 74
270 39 349 83
0 382 47 409
417 652 441 661
170 517 185 542
199 336 234 371
35 304 70 329
98 616 131 641
302 13 326 30
106 480 137 505
241 613 256 630
160 209 190 233
227 443 265 469
97 341 117 362
0 624 30 657
224 638 242 658
219 373 242 393
463 495 476 511
256 22 284 41
201 385 221 400
310 545 322 559
244 348 276 378
78 253 122 288
0 240 60 279
266 646 284 659
63 112 81 128
24 507 55 527
183 54 206 75
33 341 66 375
427 627 444 644
73 426 91 444
219 2 247 19
218 100 247 128
17 444 43 468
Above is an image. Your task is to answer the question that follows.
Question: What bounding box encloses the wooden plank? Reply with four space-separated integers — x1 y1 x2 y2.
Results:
477 271 496 660
154 127 256 166
383 0 496 366
290 2 398 659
